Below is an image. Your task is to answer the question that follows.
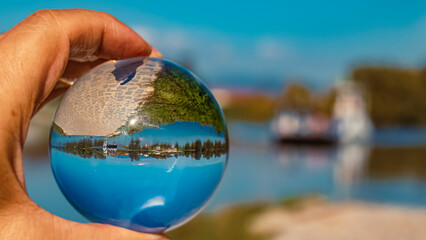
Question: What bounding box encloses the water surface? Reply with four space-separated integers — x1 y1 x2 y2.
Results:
24 122 426 225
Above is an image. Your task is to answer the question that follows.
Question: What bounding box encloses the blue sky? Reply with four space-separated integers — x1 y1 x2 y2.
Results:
2 1 426 91
114 121 225 146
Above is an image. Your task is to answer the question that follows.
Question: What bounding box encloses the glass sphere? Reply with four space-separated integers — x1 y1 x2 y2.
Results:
49 57 228 233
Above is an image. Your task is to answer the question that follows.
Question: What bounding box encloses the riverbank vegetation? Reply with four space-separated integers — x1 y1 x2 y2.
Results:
221 83 335 122
222 66 426 128
52 135 228 160
353 67 426 126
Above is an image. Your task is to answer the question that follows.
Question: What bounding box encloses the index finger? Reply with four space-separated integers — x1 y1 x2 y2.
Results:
0 9 152 116
29 9 152 61
0 9 154 142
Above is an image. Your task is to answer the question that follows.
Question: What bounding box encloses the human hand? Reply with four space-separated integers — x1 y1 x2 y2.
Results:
0 9 166 240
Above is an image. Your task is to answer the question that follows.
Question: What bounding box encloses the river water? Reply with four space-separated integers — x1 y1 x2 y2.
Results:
23 121 426 223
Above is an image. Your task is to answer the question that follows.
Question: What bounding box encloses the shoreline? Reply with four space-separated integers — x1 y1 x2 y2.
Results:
170 197 426 240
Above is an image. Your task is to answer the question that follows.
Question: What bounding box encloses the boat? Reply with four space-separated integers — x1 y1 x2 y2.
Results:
272 81 373 145
272 110 336 144
332 81 373 144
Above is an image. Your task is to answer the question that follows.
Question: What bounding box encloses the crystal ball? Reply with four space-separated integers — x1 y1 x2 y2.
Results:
49 57 228 233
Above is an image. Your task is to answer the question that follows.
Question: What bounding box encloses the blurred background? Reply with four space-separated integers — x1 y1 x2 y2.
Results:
3 1 426 239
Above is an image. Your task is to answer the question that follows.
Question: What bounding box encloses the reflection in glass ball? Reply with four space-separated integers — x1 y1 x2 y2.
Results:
49 57 228 233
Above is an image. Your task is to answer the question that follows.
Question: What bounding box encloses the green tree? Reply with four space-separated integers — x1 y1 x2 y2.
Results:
116 62 226 136
352 66 426 126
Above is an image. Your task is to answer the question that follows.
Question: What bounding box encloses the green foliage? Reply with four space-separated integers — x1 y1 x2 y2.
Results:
52 122 67 136
222 94 277 122
278 83 311 110
277 83 336 117
55 138 106 159
138 63 226 133
169 195 317 240
168 203 268 240
122 139 228 160
55 137 228 160
222 83 336 122
352 67 426 126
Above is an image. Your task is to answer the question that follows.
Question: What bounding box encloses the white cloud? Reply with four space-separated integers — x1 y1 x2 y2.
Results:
256 37 290 61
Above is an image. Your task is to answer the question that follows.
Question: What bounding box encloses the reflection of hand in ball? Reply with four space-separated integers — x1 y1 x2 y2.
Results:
51 57 229 233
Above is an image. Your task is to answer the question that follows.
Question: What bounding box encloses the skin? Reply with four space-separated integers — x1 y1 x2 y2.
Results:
0 9 167 240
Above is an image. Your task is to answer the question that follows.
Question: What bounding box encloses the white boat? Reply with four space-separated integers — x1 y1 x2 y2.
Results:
271 110 336 144
332 81 373 144
272 81 373 145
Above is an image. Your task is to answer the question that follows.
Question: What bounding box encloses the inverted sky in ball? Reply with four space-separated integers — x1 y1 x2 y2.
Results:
50 57 228 233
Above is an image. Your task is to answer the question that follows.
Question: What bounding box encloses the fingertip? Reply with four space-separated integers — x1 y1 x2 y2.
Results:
99 12 152 59
149 46 163 58
99 23 152 59
55 9 152 60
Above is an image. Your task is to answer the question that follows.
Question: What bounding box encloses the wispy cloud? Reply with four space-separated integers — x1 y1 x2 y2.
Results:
133 16 426 91
133 25 293 89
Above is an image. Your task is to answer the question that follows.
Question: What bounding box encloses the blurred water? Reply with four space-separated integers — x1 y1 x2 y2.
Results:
206 123 426 208
23 121 426 224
